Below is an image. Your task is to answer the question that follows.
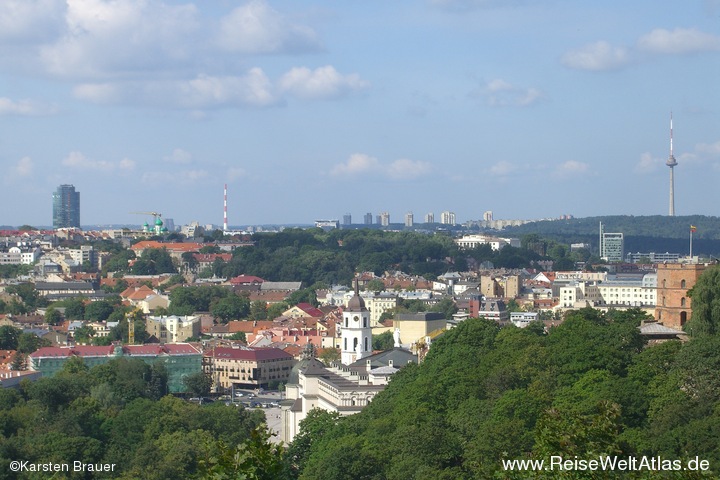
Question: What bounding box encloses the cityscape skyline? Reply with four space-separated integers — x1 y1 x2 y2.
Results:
1 1 719 227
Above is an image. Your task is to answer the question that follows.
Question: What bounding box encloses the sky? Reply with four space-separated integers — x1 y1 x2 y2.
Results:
1 0 719 228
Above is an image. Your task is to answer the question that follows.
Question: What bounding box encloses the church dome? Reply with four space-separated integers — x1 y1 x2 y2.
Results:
347 292 366 311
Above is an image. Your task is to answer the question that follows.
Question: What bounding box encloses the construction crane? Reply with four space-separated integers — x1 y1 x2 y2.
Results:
130 211 165 234
126 307 144 345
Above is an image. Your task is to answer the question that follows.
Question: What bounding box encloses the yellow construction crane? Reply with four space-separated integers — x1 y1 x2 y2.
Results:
126 307 144 344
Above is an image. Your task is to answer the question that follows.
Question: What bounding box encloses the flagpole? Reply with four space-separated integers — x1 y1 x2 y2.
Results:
690 228 693 260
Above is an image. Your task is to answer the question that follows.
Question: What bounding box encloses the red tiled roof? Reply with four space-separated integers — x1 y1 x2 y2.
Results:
211 347 292 361
295 303 324 318
230 275 265 285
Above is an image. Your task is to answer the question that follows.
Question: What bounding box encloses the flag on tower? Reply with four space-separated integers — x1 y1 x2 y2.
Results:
690 225 697 233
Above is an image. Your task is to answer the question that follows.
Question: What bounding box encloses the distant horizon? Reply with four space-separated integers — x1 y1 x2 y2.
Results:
1 213 718 233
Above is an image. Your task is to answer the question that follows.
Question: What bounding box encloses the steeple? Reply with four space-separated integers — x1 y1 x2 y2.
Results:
341 278 371 365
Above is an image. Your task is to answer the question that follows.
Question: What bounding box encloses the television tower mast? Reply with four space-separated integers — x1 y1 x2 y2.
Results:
223 184 228 231
666 113 678 216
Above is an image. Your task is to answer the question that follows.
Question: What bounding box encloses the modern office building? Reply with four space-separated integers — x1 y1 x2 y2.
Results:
599 222 624 262
52 184 80 229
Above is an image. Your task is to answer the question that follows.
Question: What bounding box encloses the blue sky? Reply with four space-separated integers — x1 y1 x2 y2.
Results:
1 0 719 228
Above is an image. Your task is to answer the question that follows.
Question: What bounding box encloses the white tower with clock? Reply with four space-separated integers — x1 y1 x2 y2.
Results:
341 281 372 365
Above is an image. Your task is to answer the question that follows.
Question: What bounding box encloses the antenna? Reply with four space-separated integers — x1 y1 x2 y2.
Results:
223 184 228 232
666 112 677 216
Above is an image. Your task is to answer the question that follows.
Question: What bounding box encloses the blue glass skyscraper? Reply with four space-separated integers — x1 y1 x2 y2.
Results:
52 184 80 229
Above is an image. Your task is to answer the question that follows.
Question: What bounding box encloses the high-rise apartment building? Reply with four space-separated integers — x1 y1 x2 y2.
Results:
440 211 456 226
405 212 414 227
343 214 352 226
52 184 80 229
425 212 434 224
364 212 373 225
379 212 390 227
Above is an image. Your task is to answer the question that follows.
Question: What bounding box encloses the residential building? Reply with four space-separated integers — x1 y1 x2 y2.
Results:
468 296 509 324
393 312 446 347
425 212 434 224
510 312 539 328
440 211 456 226
363 213 373 225
404 212 413 227
52 184 80 229
364 292 399 327
455 234 520 251
146 315 201 343
343 214 352 226
625 252 680 264
379 212 390 227
204 346 294 390
29 343 202 392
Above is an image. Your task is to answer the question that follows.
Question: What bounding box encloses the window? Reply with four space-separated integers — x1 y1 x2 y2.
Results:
680 297 686 307
681 279 686 288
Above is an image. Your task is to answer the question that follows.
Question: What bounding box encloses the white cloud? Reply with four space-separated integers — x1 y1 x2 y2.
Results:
278 66 369 100
635 152 662 173
561 41 632 71
563 28 720 72
0 0 65 42
489 161 517 176
330 153 380 176
0 97 56 116
696 141 720 156
554 160 589 178
74 70 279 108
226 167 247 182
61 151 133 172
216 0 322 54
474 78 543 107
119 158 136 171
637 28 720 55
142 169 210 185
329 153 432 179
386 158 432 179
13 156 33 176
164 149 193 164
39 0 200 78
74 66 367 108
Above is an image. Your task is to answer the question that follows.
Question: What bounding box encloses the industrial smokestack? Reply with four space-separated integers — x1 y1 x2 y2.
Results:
223 184 228 231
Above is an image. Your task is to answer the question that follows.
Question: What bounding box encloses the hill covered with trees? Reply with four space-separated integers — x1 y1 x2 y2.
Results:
504 215 720 256
292 308 720 479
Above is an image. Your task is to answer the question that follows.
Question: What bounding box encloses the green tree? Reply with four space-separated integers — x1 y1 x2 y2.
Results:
686 265 720 336
44 307 63 325
84 300 116 321
17 332 51 353
267 302 289 320
211 294 250 323
0 325 20 349
365 279 385 293
250 300 268 320
64 298 86 319
285 409 341 477
73 325 96 344
372 331 394 351
228 332 247 342
183 372 212 397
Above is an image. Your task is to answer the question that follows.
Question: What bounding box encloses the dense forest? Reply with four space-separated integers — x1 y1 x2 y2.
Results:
292 308 720 479
180 229 547 287
0 357 277 480
504 215 720 256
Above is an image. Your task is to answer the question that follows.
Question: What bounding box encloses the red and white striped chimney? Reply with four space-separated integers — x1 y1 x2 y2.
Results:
223 183 228 231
